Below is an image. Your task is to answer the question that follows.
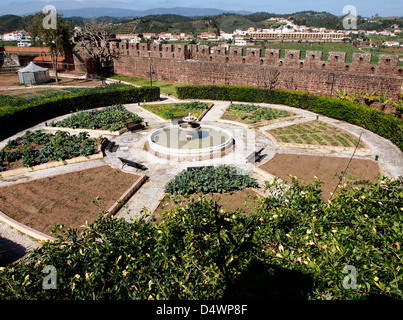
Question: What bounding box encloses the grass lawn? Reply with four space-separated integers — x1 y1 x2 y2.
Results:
109 75 185 97
268 120 367 149
250 41 403 66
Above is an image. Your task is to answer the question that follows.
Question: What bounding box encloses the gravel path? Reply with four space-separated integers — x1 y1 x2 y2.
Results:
1 94 402 266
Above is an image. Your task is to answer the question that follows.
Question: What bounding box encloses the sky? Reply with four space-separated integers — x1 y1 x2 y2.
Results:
0 0 402 17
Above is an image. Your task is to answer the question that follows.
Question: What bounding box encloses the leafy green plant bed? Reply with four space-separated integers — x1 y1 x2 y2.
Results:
164 165 259 195
268 120 367 149
222 103 293 125
141 101 209 120
0 130 99 171
48 105 143 132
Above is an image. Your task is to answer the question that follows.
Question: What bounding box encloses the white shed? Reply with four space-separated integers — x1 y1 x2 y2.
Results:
18 62 50 84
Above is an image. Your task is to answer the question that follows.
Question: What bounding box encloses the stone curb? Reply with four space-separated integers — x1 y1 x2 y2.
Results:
43 126 127 136
0 209 56 242
103 171 148 219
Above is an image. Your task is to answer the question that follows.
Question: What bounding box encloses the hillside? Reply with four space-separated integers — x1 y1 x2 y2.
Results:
0 15 28 34
286 11 343 29
113 13 276 35
1 11 402 37
110 11 403 36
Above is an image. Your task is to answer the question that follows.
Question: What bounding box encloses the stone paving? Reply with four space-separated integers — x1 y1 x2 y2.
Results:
1 93 402 264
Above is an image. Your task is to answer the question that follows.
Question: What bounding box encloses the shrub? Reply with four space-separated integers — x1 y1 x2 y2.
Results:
0 177 401 300
21 149 39 168
176 85 403 151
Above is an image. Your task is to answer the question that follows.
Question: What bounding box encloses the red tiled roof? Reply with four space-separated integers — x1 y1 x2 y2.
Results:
33 56 65 62
3 46 49 53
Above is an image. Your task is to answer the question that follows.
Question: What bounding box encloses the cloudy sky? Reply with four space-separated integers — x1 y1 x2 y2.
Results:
0 0 402 17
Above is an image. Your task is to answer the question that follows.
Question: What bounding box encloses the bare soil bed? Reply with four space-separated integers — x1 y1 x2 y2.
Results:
151 188 262 224
258 153 381 200
0 165 142 235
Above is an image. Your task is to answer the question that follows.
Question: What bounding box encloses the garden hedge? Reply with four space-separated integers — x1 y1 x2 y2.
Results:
0 85 160 137
177 85 403 151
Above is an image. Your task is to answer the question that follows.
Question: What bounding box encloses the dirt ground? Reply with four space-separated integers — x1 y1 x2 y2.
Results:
0 165 142 236
0 73 102 88
151 188 262 223
258 153 381 200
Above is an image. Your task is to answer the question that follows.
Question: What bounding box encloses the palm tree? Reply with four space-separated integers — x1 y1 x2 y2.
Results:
376 91 393 111
336 88 349 100
363 90 378 107
392 99 403 118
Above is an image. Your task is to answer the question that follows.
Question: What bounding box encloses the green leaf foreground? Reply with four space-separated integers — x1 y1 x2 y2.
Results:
0 174 401 300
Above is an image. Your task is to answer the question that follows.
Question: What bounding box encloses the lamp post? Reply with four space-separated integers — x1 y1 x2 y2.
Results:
149 64 155 87
326 72 335 97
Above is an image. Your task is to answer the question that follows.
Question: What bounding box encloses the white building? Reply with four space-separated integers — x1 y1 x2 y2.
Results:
383 41 400 47
218 32 233 41
234 29 247 36
17 41 31 47
2 29 26 41
233 38 247 46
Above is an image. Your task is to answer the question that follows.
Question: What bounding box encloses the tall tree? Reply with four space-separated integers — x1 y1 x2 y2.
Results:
27 11 72 84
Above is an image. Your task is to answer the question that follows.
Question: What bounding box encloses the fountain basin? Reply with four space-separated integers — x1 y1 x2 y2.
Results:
148 124 234 161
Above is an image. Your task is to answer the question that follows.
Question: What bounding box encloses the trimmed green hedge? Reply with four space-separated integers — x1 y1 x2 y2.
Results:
0 85 160 136
177 85 403 151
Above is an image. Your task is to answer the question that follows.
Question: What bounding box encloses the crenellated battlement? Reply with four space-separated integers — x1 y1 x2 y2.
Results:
113 42 402 77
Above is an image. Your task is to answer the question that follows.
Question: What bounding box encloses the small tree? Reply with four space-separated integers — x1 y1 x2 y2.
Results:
27 12 72 84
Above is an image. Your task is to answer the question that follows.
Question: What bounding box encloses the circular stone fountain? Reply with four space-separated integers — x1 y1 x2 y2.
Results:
148 113 234 161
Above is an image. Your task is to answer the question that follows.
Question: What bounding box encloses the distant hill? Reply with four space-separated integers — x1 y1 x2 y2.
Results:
0 14 28 34
112 13 268 35
1 10 401 37
286 11 344 29
57 7 252 18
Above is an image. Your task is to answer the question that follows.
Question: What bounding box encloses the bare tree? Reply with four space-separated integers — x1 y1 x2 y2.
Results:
259 68 280 89
73 19 119 78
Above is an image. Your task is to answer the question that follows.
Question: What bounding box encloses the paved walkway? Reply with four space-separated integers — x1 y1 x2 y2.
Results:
1 93 402 264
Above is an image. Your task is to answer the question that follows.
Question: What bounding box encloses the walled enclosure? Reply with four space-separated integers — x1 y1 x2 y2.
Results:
112 42 403 98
